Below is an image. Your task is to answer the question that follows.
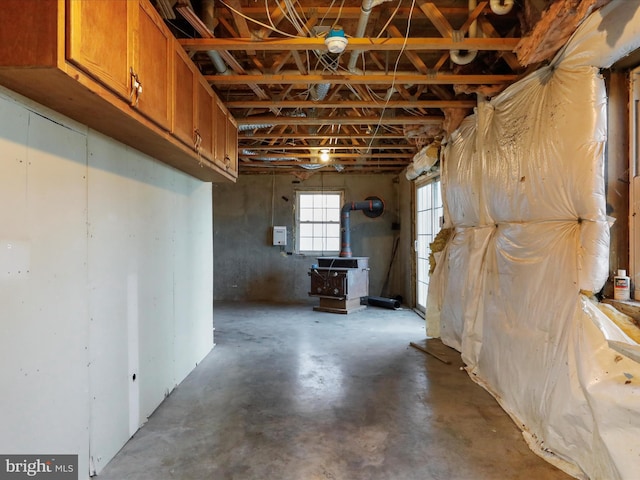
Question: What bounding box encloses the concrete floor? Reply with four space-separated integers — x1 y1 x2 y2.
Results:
98 302 571 480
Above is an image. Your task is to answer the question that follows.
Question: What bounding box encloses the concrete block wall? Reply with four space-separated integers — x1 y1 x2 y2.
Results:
213 173 411 304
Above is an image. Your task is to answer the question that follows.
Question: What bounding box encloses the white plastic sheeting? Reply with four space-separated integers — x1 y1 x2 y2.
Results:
427 1 640 478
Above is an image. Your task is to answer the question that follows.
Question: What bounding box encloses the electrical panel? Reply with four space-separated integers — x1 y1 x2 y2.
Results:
273 226 287 246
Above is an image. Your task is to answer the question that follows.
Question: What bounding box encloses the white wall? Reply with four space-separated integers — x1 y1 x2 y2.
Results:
0 88 214 478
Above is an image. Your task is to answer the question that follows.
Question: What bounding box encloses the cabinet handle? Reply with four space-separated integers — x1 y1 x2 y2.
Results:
194 129 202 152
129 68 142 107
224 155 230 169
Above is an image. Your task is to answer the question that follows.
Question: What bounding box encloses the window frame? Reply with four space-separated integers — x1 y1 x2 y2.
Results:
295 190 344 256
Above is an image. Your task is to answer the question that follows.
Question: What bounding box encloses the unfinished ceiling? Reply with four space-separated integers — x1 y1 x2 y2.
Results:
153 0 608 176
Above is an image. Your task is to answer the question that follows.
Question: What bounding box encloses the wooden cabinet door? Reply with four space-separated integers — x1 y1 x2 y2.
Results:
172 43 197 148
213 98 227 168
66 0 134 101
134 0 173 130
195 77 214 161
225 114 238 175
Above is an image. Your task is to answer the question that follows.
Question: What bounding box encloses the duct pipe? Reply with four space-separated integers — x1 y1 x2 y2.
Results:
450 0 478 65
340 197 384 257
347 0 395 72
310 82 331 101
490 0 514 15
202 0 230 75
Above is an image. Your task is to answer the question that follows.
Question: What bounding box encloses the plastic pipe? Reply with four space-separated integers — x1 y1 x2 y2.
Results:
490 0 514 15
347 0 395 72
450 0 478 65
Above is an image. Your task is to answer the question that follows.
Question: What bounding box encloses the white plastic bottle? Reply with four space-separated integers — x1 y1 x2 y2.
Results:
614 269 631 301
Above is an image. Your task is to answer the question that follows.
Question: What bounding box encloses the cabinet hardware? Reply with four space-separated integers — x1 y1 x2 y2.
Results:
129 67 142 107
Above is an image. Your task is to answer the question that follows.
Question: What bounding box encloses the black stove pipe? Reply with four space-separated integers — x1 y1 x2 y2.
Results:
340 197 384 257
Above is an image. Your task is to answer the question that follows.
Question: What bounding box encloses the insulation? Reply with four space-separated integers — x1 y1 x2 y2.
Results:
428 1 640 478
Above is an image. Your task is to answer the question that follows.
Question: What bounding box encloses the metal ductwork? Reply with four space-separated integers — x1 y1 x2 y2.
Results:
339 196 384 257
202 0 230 75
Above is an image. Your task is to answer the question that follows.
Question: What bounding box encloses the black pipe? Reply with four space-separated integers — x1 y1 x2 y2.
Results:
339 198 384 257
366 296 401 309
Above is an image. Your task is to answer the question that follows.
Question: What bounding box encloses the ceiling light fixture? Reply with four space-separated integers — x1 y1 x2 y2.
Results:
324 27 348 54
320 149 331 162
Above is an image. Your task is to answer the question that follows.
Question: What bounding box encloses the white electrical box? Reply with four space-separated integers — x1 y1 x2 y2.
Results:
273 226 287 246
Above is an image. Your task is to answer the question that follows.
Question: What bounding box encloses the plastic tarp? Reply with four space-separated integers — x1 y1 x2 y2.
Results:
426 1 640 478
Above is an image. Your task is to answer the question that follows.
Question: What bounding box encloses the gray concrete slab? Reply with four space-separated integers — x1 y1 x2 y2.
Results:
97 302 571 480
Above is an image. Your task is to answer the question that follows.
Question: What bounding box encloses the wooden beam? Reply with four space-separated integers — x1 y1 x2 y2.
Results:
239 157 412 163
388 25 428 75
239 145 415 151
418 2 453 38
228 100 476 108
220 6 481 20
237 116 442 126
179 37 520 52
239 154 413 160
239 167 408 174
207 73 518 86
239 133 408 140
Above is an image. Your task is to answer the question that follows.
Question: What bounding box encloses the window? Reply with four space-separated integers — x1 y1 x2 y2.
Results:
296 191 343 254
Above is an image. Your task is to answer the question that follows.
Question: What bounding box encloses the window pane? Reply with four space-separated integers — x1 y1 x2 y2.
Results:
313 237 325 251
326 207 340 222
300 208 314 222
300 237 313 251
300 195 313 208
326 224 340 238
326 237 340 251
313 223 325 237
312 208 326 222
326 195 341 209
300 224 313 237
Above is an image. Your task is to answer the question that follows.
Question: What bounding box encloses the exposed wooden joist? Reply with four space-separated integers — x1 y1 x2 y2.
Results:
239 145 414 151
239 133 408 140
219 6 485 20
417 1 454 38
239 158 411 164
207 73 518 86
179 37 520 52
228 100 476 109
239 154 413 160
237 116 442 126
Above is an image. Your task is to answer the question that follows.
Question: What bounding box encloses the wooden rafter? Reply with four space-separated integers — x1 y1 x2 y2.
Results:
237 116 442 126
179 37 520 52
228 100 476 108
206 73 519 85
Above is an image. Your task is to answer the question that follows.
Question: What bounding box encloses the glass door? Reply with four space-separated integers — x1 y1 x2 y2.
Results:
416 178 443 313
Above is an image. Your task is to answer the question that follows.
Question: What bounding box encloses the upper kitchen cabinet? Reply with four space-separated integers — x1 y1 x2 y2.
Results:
134 0 173 131
214 98 238 178
195 76 215 162
0 0 234 182
67 0 173 130
172 45 197 150
226 114 238 177
66 0 133 102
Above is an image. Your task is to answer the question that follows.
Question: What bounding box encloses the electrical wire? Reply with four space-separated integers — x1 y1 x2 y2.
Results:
375 0 403 39
218 0 304 38
365 0 417 155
